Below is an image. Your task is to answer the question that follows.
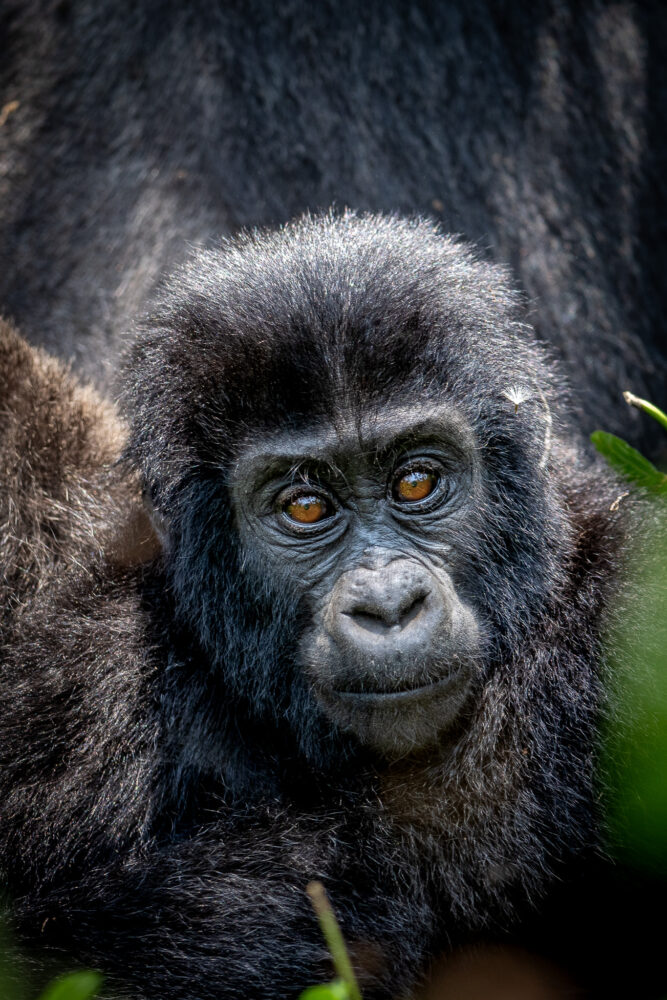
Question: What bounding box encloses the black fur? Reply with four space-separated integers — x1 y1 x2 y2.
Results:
0 1 666 455
0 215 629 998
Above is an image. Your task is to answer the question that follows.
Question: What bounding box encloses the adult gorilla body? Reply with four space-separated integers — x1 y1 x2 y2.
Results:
1 2 666 455
0 215 622 998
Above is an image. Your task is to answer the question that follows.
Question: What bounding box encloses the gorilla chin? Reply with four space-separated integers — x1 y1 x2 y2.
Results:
313 663 479 757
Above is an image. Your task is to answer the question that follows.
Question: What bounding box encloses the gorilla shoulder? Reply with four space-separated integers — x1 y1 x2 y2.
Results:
0 317 156 629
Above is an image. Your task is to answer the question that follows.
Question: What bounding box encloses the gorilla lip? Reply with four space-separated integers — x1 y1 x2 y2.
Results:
331 670 466 705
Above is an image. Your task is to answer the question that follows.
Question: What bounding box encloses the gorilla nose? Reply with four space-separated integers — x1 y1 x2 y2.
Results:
344 586 430 635
326 559 447 653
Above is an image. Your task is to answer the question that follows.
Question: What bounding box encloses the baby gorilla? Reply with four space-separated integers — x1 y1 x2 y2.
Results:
0 214 624 999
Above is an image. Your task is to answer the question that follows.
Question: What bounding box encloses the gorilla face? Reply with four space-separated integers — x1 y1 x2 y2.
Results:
231 403 484 755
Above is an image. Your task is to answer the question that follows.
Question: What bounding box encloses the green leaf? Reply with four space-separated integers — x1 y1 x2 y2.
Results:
591 431 667 492
299 980 351 1000
37 971 104 1000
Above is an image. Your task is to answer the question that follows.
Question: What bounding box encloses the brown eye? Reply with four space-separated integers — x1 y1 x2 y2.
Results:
284 494 331 524
393 469 438 503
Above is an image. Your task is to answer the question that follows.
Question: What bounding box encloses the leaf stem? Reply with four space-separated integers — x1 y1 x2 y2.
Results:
306 882 362 1000
623 391 667 433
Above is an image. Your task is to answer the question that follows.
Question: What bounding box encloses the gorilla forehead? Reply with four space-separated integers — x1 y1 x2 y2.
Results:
125 214 553 490
232 401 474 469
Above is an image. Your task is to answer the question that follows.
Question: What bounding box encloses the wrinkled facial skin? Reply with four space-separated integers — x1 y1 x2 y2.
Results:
232 403 485 757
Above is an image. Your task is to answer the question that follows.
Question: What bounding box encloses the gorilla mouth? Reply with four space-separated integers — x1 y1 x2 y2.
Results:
331 671 462 704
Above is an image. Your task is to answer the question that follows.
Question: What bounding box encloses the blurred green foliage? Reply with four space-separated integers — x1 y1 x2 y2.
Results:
0 947 102 1000
0 913 101 1000
300 979 352 1000
37 971 103 1000
591 432 667 494
592 392 667 495
594 395 667 874
601 519 667 875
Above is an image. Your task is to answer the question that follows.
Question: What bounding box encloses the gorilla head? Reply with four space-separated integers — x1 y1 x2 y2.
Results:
124 213 585 766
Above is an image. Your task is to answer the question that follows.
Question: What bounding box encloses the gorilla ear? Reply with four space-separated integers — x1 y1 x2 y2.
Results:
105 500 162 569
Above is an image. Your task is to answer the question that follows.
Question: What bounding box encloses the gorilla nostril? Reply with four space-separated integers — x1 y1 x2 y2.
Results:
398 591 428 628
345 610 395 636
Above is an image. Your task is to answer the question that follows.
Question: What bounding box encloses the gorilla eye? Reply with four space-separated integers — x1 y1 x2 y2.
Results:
283 493 332 525
393 468 439 504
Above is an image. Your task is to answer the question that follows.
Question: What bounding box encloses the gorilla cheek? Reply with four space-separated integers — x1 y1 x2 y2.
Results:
298 561 483 756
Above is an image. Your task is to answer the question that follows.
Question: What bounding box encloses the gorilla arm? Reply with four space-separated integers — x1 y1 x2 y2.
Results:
0 319 157 629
